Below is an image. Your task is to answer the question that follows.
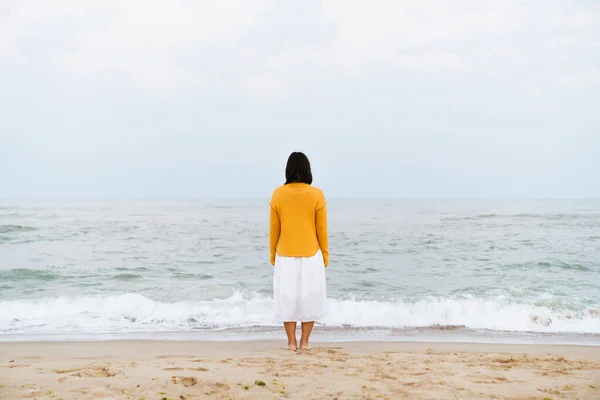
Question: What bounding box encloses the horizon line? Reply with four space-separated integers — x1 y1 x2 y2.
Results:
1 197 599 201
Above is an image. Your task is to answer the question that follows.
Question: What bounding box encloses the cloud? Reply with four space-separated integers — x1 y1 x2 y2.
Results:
2 0 599 96
0 0 599 198
1 0 268 93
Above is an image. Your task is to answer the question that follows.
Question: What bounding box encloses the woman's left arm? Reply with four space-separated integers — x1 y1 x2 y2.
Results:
269 202 280 266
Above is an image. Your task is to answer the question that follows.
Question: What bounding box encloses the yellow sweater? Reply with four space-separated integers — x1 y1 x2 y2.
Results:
269 182 329 266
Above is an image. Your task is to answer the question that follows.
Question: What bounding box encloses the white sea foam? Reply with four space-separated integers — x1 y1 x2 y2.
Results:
1 292 598 337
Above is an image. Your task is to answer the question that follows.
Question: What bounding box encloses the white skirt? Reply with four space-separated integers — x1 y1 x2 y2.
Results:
273 250 328 322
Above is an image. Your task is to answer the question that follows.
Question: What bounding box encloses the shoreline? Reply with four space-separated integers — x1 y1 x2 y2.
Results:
3 328 600 347
2 339 600 353
2 340 599 399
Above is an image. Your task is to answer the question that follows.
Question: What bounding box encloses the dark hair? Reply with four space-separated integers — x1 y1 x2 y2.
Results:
285 152 313 185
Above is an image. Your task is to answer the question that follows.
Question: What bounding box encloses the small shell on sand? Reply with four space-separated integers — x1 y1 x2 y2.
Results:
529 315 552 327
587 308 600 318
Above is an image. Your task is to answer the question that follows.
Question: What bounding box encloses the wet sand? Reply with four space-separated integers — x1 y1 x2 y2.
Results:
1 340 599 399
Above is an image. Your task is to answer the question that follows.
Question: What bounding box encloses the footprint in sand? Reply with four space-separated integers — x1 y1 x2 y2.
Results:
69 367 116 378
201 381 230 395
164 367 209 372
155 355 195 359
54 368 81 374
376 373 397 381
171 376 198 387
469 374 510 384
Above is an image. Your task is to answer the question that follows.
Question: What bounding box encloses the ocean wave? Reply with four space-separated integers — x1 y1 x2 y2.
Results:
110 273 143 280
535 261 591 272
0 269 63 282
0 293 598 336
0 224 37 234
441 213 598 222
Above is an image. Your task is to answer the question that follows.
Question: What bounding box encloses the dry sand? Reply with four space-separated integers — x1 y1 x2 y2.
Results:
1 340 599 399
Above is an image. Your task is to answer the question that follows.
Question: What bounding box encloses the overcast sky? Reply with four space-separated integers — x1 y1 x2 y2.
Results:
1 0 599 199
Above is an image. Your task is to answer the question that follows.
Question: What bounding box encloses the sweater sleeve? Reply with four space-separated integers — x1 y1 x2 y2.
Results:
269 202 280 266
315 193 329 267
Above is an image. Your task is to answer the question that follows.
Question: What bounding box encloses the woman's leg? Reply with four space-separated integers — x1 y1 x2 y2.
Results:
284 321 297 350
299 321 314 349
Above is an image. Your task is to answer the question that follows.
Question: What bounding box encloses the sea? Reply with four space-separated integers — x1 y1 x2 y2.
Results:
1 199 599 345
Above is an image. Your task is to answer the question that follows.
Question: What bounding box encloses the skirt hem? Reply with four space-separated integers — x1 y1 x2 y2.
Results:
275 314 328 323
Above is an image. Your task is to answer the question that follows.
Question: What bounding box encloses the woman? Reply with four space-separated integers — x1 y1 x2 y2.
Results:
270 152 329 351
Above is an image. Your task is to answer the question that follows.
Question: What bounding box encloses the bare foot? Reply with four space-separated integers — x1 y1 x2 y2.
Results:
286 343 297 351
299 343 311 350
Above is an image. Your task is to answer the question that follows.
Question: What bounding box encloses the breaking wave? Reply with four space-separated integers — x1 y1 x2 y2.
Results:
1 292 598 336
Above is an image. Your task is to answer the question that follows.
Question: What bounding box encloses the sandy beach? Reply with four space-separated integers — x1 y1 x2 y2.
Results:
0 341 599 399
